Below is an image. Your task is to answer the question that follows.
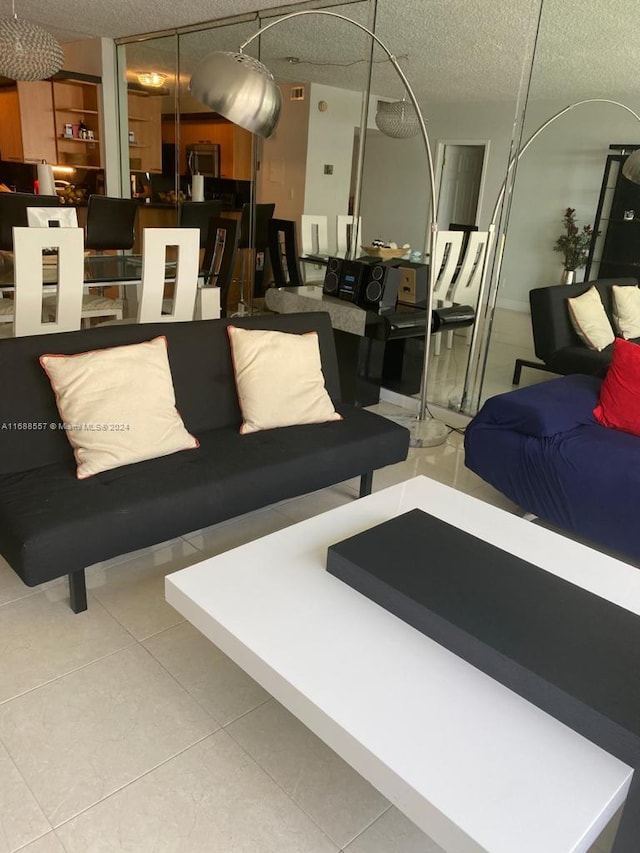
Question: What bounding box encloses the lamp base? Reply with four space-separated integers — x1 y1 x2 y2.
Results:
386 412 449 447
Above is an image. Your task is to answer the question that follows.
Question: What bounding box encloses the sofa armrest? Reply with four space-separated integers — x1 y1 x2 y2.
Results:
471 374 601 438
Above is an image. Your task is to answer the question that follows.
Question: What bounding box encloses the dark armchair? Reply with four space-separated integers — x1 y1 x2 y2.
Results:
513 277 639 384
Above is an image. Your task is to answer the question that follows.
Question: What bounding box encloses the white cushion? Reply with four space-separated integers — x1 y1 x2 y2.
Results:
566 286 615 352
227 325 342 435
40 336 198 479
612 285 640 340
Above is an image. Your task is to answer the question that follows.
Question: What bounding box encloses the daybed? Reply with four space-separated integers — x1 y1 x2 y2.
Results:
0 311 409 612
464 373 640 563
513 277 638 384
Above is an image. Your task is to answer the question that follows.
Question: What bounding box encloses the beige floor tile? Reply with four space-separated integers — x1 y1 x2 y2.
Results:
14 834 66 853
86 537 203 640
185 507 295 557
0 740 51 853
0 556 65 608
266 484 359 525
143 621 270 725
345 807 445 853
227 700 389 849
56 731 338 853
0 591 133 705
0 645 217 827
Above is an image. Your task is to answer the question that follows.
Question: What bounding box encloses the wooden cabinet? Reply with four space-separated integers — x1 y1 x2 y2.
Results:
128 91 162 174
0 82 57 164
0 79 103 170
52 80 103 169
163 116 253 180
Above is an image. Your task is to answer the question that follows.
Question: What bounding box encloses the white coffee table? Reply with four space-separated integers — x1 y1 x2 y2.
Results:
166 476 639 853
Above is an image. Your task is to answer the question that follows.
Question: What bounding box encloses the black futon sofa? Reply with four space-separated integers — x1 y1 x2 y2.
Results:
513 277 639 384
0 312 409 612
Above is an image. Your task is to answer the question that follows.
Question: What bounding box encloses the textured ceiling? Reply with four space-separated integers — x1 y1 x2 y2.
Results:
3 0 638 102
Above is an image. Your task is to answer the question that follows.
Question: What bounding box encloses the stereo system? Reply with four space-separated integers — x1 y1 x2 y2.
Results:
322 257 401 311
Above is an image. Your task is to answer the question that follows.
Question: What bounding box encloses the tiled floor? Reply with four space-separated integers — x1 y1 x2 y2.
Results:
0 404 619 853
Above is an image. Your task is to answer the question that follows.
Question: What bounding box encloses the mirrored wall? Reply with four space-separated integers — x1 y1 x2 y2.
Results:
115 0 553 413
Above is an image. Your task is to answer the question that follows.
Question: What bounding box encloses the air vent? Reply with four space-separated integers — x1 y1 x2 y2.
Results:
290 86 305 101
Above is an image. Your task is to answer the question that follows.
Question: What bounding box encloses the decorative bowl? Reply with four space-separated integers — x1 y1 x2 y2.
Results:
361 245 410 260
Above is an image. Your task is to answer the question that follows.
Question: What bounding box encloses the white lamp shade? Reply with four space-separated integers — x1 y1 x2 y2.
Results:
189 51 282 138
375 100 420 139
0 17 63 81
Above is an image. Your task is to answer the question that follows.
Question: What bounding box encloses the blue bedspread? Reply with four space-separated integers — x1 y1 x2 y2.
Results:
465 375 640 563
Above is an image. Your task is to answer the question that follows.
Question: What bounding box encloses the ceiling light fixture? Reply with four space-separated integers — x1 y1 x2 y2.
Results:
375 98 420 139
0 0 63 81
137 71 167 88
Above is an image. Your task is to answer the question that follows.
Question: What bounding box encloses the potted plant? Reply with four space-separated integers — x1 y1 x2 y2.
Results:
554 208 599 284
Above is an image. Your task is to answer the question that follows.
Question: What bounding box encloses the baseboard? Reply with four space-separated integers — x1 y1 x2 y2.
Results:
496 297 530 313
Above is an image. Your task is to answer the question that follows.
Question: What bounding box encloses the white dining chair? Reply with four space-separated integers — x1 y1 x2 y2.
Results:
430 230 465 356
336 214 362 255
12 226 84 336
433 230 490 355
300 214 329 257
139 228 201 322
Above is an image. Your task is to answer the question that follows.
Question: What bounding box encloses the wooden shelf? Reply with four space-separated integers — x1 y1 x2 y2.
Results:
56 107 99 115
60 137 100 144
129 116 150 122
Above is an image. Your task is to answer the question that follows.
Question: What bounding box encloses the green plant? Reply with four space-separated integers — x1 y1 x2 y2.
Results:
554 208 599 270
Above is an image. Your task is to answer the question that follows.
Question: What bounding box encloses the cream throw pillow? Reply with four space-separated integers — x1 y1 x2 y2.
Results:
566 286 615 352
612 285 640 340
227 326 342 434
40 336 198 479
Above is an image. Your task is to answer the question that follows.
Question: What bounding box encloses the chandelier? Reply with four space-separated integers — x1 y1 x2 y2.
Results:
0 0 63 81
375 99 420 139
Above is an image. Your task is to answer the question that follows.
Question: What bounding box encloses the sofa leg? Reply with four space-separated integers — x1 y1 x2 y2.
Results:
68 570 87 613
359 471 373 498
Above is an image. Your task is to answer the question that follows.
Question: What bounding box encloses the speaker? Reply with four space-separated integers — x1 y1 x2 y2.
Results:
396 262 428 306
357 263 401 311
322 256 343 295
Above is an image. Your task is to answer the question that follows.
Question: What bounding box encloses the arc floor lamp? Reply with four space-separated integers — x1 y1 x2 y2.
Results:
190 8 449 447
461 98 640 413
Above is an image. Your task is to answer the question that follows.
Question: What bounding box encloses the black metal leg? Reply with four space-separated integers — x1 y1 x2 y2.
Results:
359 471 373 498
512 359 524 385
68 569 87 613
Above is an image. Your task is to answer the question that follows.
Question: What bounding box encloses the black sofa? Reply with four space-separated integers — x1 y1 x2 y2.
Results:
0 312 409 612
513 277 639 384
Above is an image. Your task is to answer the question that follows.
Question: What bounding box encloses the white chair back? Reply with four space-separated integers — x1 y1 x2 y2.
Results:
449 230 490 309
336 215 362 255
300 214 329 257
431 230 464 303
12 226 83 336
138 228 200 323
26 207 79 228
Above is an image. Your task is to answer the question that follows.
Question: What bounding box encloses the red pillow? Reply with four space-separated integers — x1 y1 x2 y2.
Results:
593 337 640 435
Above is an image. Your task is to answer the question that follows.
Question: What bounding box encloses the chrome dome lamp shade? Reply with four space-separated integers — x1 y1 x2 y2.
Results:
622 149 640 185
0 1 63 81
189 51 282 138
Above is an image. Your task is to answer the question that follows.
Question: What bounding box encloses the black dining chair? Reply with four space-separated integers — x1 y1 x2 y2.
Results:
235 202 275 310
85 195 139 252
0 192 60 251
268 218 304 287
201 216 240 318
179 200 223 248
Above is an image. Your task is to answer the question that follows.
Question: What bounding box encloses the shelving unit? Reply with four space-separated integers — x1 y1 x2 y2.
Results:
127 91 162 173
586 144 640 280
52 79 103 169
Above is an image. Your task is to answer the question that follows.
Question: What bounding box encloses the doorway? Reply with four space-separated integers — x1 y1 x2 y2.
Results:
435 142 488 227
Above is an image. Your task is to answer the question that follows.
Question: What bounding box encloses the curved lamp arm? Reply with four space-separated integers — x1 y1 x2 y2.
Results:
239 8 440 425
462 98 640 412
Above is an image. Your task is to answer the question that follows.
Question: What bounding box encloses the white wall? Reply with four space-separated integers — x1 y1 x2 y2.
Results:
499 96 640 311
257 80 310 222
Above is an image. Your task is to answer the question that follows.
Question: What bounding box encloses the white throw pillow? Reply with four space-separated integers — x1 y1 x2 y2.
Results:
40 336 198 479
612 285 640 340
227 325 342 434
566 286 615 352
